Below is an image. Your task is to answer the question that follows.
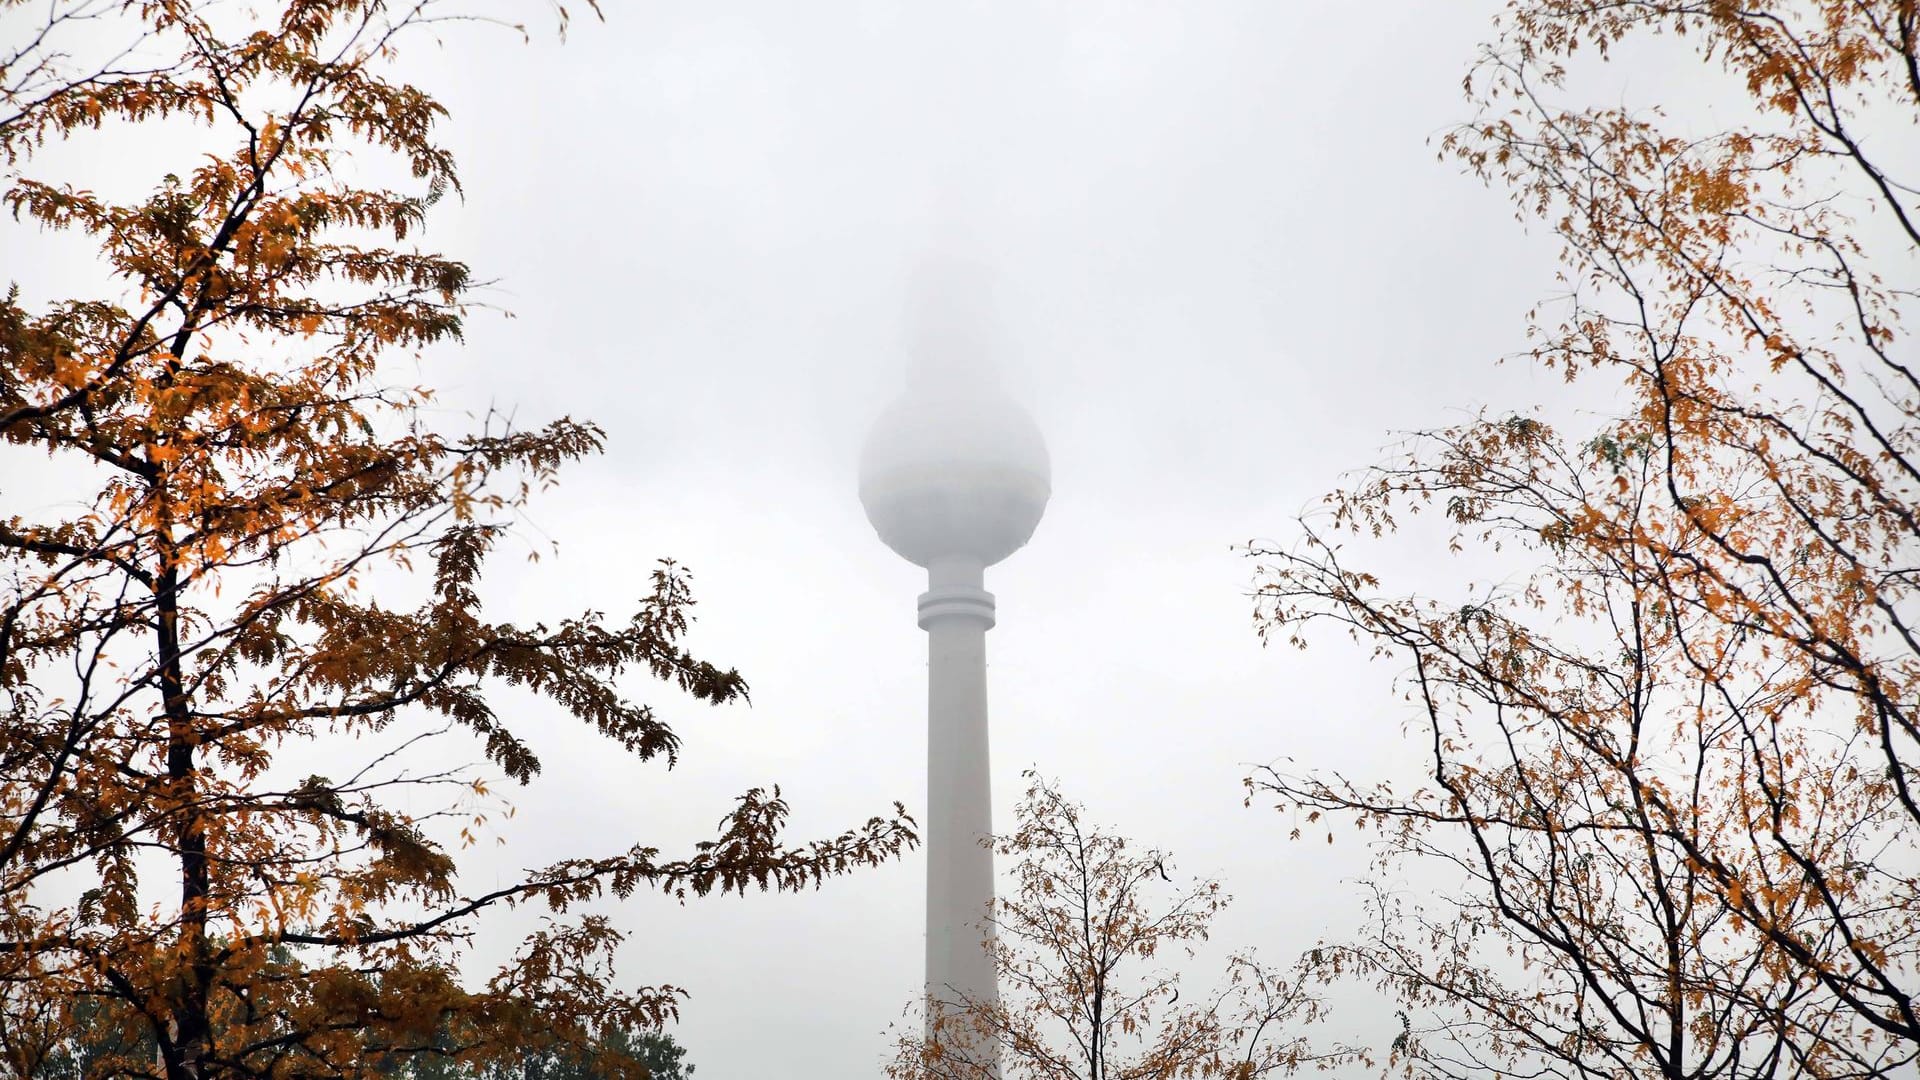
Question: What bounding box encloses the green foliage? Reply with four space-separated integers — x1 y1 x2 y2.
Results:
380 1025 694 1080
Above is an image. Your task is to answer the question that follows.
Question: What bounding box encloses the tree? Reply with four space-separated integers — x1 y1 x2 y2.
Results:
22 996 696 1080
588 1029 693 1080
11 995 151 1080
1250 2 1920 1077
889 775 1356 1080
389 1024 697 1080
0 2 915 1077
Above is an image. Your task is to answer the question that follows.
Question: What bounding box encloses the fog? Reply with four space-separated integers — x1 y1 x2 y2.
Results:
4 0 1679 1074
397 4 1570 1072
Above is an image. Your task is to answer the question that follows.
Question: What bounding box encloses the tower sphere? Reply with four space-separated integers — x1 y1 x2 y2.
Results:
859 385 1050 570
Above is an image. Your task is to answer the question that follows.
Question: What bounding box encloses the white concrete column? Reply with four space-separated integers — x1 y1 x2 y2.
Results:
917 556 1000 1074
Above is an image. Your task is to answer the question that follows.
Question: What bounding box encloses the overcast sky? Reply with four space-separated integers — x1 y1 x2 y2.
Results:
5 1 1673 1074
402 4 1584 1072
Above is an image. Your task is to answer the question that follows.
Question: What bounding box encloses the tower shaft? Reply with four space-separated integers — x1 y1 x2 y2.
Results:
918 557 1000 1074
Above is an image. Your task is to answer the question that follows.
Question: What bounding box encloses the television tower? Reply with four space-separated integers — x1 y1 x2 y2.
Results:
859 274 1049 1072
